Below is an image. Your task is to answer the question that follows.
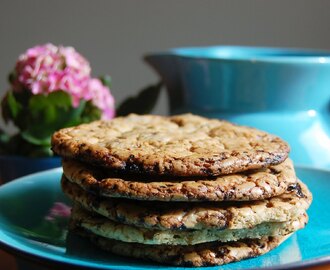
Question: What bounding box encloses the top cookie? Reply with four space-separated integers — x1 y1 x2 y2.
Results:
52 114 290 177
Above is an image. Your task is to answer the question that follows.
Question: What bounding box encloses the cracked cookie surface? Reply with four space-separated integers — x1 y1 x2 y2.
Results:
52 114 290 177
62 177 312 231
70 205 307 245
62 158 297 201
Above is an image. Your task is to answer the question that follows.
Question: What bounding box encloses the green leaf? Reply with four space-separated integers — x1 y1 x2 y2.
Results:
29 91 72 111
8 71 16 84
0 89 105 156
80 101 102 123
21 131 51 146
99 75 112 89
21 91 73 144
116 81 163 116
0 129 10 154
1 91 23 123
21 91 102 149
9 223 67 247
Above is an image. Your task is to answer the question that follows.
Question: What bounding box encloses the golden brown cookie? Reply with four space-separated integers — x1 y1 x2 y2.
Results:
70 205 307 246
70 226 291 267
62 158 297 202
62 176 311 231
52 114 290 177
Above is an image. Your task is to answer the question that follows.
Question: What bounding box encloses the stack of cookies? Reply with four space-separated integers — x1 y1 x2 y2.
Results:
52 114 312 267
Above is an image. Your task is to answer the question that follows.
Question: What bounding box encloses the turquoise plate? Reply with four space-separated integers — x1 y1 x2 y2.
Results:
0 167 329 269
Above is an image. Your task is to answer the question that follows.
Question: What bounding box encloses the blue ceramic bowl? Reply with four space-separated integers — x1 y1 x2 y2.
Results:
145 46 330 169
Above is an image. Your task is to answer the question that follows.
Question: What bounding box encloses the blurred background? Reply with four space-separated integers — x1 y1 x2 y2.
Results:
1 0 330 121
1 2 330 269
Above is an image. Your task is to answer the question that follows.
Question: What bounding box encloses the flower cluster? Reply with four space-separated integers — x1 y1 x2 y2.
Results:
12 44 115 119
45 202 71 221
1 43 162 158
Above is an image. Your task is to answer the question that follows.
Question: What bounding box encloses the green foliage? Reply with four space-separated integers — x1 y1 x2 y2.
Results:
0 90 102 156
7 71 16 85
0 128 10 154
1 91 21 125
9 217 68 247
99 74 112 89
0 79 164 157
81 100 102 122
116 81 163 116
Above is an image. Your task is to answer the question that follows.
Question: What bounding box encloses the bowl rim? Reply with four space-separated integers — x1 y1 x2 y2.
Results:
150 45 330 64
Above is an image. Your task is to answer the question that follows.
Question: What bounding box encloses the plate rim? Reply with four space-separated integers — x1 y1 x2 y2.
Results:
0 166 330 270
1 237 330 270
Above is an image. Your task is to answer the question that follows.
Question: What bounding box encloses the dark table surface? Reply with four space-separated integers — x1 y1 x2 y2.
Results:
1 249 330 270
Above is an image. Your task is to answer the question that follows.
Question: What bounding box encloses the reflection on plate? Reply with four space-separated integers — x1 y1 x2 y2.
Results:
0 167 329 270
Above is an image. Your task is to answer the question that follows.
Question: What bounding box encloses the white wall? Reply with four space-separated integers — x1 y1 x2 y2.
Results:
1 0 330 123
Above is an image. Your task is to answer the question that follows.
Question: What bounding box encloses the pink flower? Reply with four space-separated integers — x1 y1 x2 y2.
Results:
12 43 115 119
88 78 115 120
45 202 71 221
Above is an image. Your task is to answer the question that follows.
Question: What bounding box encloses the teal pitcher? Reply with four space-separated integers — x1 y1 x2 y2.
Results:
145 46 330 169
